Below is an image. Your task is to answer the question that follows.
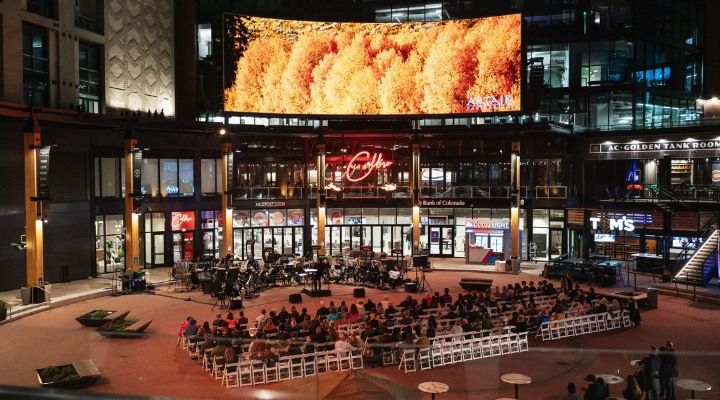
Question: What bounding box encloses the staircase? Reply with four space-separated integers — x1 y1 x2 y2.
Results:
673 229 719 286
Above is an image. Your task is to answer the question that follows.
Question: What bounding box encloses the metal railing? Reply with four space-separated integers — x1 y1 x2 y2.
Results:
233 187 304 200
595 185 720 204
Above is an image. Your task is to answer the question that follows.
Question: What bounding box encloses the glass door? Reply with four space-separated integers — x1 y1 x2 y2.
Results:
152 232 165 266
428 226 454 257
173 231 193 262
549 228 563 259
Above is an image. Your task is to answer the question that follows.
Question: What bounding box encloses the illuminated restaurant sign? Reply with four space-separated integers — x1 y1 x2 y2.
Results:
590 139 720 153
171 211 195 231
344 151 392 182
466 218 510 230
589 215 636 232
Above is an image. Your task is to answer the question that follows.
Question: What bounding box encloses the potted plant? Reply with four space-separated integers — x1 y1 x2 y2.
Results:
75 309 129 327
0 300 8 321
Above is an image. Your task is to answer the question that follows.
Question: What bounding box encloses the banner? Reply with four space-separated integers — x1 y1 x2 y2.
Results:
226 152 234 193
36 146 51 199
132 151 142 196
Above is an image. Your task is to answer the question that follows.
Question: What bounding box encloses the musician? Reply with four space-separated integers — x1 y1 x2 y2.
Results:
313 259 327 291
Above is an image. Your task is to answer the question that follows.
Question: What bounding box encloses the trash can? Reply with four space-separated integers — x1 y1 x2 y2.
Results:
20 287 32 305
646 288 658 309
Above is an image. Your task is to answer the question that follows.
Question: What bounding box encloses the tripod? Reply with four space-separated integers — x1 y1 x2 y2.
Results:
414 265 432 293
211 290 227 311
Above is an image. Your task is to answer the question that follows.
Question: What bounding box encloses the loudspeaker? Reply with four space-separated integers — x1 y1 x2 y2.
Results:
289 293 302 304
229 299 243 310
405 282 418 293
353 288 365 298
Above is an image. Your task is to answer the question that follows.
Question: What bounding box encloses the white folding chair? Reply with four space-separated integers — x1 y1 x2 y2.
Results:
265 362 279 383
431 342 445 367
222 362 239 388
212 356 225 379
290 355 305 379
277 357 291 381
418 348 431 370
238 361 253 387
399 349 416 373
350 350 364 370
490 335 502 357
251 360 266 385
327 351 341 371
589 315 599 333
518 331 529 352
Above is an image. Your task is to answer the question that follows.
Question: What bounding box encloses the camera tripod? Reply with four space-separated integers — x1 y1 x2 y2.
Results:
414 265 431 293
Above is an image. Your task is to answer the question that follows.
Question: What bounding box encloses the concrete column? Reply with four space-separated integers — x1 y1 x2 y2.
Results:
510 142 521 272
316 143 326 256
24 121 44 286
124 138 140 271
411 140 420 254
221 142 233 257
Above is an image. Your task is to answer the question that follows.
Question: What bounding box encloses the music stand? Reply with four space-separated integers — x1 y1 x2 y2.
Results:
361 245 372 264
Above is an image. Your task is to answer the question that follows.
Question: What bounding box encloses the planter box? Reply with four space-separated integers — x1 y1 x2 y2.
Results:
36 360 101 389
75 310 130 327
97 319 152 338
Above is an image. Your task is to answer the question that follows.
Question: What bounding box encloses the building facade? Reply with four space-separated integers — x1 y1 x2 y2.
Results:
0 0 717 292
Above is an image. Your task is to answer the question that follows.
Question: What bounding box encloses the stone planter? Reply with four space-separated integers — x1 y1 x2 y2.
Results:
36 360 101 389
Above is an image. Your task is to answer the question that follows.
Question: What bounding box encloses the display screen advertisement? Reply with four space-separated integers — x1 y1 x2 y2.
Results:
223 14 521 116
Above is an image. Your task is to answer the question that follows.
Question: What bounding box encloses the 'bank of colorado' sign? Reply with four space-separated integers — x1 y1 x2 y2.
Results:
590 139 720 153
420 199 467 207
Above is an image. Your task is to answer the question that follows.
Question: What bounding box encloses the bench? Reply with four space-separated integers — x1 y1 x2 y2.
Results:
459 278 493 292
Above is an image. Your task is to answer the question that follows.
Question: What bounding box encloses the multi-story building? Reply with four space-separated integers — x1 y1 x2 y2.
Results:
0 0 717 292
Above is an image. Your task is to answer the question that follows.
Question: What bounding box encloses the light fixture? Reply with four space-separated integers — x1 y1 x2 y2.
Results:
382 183 397 192
218 127 227 136
42 215 49 224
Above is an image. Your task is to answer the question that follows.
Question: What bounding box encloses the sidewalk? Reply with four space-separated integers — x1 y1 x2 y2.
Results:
0 267 172 324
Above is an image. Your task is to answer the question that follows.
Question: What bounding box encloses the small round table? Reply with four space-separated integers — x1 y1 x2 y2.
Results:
676 378 712 398
501 373 532 399
418 381 449 400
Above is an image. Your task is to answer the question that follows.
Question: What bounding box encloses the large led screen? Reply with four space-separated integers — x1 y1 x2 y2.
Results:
223 14 521 116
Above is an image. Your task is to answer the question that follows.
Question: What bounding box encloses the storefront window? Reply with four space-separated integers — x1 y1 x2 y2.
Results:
94 157 125 198
95 215 124 274
200 210 221 258
362 208 378 224
379 208 395 224
232 210 250 228
201 159 222 194
287 209 304 226
141 158 159 196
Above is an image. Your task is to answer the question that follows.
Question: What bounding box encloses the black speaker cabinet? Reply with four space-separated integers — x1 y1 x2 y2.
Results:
405 282 418 293
289 293 302 304
353 288 366 298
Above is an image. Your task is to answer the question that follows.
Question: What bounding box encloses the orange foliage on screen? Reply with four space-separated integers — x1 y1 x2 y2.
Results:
224 14 521 115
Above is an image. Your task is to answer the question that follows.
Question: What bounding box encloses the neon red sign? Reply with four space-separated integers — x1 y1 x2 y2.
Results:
344 151 393 182
171 211 195 231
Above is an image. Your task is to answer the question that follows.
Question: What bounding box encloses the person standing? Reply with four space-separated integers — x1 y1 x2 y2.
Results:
642 347 661 400
660 341 678 400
